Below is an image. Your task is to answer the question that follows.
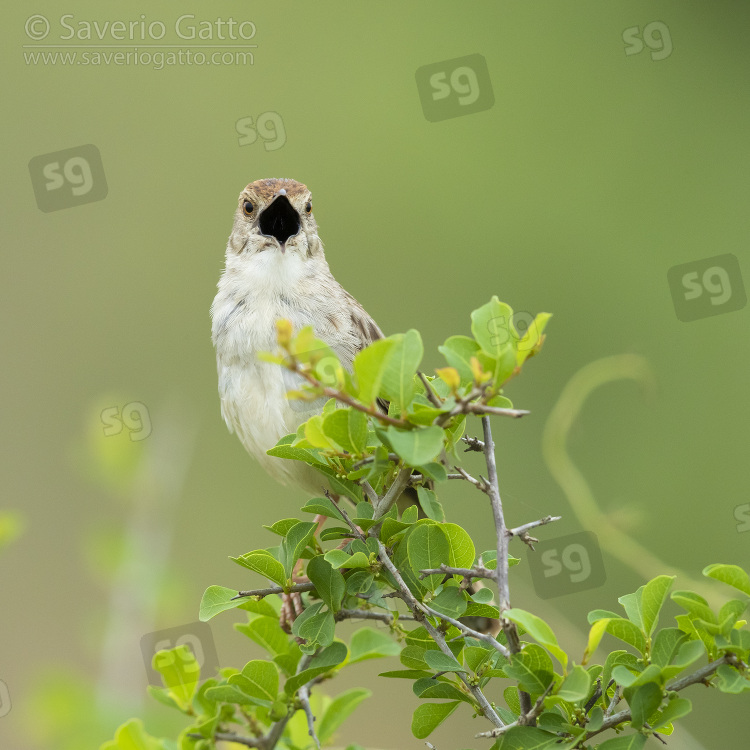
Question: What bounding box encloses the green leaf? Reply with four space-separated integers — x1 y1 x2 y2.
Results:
605 618 647 655
504 644 555 697
641 575 675 636
702 563 750 596
650 697 692 730
471 297 515 359
202 684 255 706
323 408 368 455
430 587 469 619
284 641 348 695
324 549 371 569
267 442 324 464
235 616 289 657
411 701 461 739
629 681 663 730
349 627 401 663
588 609 622 623
516 312 552 366
504 608 568 671
236 660 279 702
152 645 200 711
557 665 591 703
280 521 317 579
413 678 475 705
716 664 750 693
596 735 647 750
582 618 609 664
307 555 345 612
651 628 688 668
618 587 645 630
199 585 245 622
443 523 476 571
416 486 445 522
493 726 566 750
379 669 433 679
380 329 424 410
301 496 344 520
423 649 467 673
100 719 163 750
438 335 481 384
263 518 302 537
297 609 335 652
231 550 286 587
387 425 444 466
317 688 372 743
407 523 450 591
354 338 396 405
670 590 716 623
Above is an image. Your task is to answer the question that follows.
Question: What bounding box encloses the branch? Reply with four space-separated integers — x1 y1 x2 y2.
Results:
232 582 316 600
453 466 488 492
467 403 530 419
373 466 413 520
461 435 485 452
418 371 443 408
585 656 730 741
293 363 407 427
507 515 562 550
507 515 562 539
188 731 262 747
418 602 510 659
371 536 505 729
481 416 531 717
418 564 495 581
298 684 320 749
335 608 416 623
476 680 554 738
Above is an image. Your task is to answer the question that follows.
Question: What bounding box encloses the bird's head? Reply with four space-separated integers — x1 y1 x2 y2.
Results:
227 178 322 259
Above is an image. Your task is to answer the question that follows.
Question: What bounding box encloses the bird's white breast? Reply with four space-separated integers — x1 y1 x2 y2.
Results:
212 249 333 492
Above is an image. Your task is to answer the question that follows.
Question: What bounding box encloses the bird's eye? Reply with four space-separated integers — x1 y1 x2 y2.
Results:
242 200 254 216
305 202 312 214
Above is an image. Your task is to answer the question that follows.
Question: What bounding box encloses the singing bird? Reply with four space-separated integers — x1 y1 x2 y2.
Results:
211 178 384 494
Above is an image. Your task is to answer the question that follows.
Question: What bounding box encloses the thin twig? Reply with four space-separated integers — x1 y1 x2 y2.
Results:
188 731 262 747
418 564 495 581
336 608 416 623
418 602 510 659
418 371 443 408
298 684 320 749
461 435 485 452
371 536 504 729
409 472 464 484
507 515 562 539
232 582 316 600
453 466 488 492
481 416 531 718
476 680 554 737
373 466 413 520
467 403 530 419
587 657 729 741
360 480 378 505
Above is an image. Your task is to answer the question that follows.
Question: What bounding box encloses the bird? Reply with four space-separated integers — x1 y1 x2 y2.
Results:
211 178 384 496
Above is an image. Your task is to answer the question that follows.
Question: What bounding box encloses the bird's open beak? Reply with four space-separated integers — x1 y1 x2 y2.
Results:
259 193 300 251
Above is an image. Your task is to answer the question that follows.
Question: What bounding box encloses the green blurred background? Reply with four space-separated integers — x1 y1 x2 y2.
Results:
3 1 749 747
